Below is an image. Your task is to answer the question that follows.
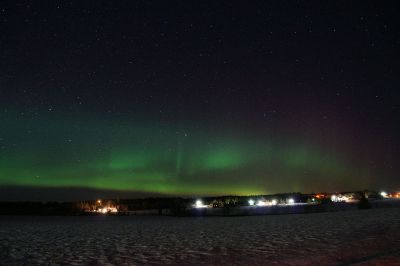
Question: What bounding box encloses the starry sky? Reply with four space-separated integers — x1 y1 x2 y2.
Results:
0 1 399 200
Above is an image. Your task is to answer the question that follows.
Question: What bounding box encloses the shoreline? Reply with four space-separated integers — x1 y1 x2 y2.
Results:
1 198 399 217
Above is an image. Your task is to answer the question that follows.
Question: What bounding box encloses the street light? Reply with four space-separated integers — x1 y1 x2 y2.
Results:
195 199 206 208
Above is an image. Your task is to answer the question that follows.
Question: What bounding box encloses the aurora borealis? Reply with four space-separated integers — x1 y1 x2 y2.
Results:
0 1 399 200
0 109 395 199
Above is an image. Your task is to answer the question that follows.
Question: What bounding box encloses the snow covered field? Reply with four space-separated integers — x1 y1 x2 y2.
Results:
1 208 399 265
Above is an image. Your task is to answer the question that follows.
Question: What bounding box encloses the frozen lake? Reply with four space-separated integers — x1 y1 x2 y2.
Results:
1 208 399 265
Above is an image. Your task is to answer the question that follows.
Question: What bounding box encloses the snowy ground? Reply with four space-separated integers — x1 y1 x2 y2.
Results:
1 208 399 265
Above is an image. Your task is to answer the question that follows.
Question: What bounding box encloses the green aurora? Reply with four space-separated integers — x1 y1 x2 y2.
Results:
0 112 386 197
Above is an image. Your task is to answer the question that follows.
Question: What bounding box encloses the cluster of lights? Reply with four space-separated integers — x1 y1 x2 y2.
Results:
95 199 118 214
95 207 118 214
248 199 288 206
330 194 350 202
380 191 400 198
194 191 399 211
256 200 266 206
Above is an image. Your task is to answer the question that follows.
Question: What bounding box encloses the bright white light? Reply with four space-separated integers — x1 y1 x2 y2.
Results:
331 195 337 202
248 199 255 206
311 198 315 202
288 198 295 204
380 191 388 197
195 200 203 208
194 200 208 208
256 200 266 206
271 199 277 205
101 208 107 214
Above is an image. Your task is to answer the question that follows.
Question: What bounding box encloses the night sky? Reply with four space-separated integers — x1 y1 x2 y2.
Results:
1 1 399 200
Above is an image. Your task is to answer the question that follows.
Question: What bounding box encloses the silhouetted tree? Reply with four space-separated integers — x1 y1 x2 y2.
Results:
358 194 371 209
